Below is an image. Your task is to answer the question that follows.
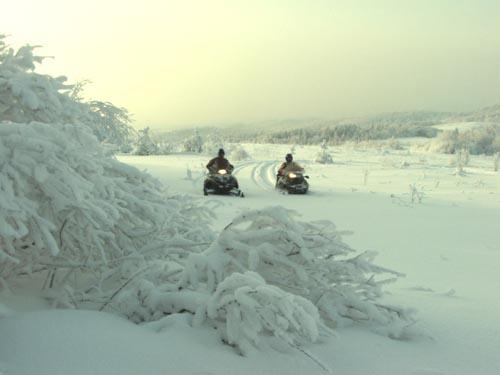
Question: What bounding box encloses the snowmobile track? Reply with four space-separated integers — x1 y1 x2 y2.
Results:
250 161 278 192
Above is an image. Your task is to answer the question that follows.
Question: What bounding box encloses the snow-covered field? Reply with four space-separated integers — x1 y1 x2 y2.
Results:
432 122 488 132
2 142 500 375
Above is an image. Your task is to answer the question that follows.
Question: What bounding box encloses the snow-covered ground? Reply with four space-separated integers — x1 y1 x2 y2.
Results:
2 142 500 375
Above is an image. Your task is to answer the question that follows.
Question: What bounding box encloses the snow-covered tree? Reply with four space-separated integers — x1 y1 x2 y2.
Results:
0 35 212 305
494 152 499 172
134 127 158 155
202 130 224 156
0 121 214 296
157 140 175 155
0 35 134 148
86 100 135 146
183 129 204 153
434 126 499 155
315 140 333 164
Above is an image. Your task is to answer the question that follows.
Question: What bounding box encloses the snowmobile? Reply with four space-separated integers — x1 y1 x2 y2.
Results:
276 171 309 194
203 169 244 197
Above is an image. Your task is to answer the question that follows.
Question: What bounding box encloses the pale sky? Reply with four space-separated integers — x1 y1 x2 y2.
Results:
3 0 500 129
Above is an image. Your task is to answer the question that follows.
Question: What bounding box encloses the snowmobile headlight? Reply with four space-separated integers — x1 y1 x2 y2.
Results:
218 169 227 175
288 172 297 178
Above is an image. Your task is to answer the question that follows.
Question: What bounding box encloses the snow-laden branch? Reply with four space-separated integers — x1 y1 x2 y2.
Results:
0 121 214 301
180 207 413 337
0 35 135 148
113 207 414 353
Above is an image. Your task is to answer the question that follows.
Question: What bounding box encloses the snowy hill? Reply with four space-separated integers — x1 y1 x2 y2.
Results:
156 106 500 147
454 104 500 123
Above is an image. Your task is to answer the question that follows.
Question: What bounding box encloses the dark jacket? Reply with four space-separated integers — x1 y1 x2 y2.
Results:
207 157 234 173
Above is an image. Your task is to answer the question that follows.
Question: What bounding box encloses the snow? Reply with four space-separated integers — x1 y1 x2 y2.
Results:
2 141 500 374
432 122 488 132
0 310 326 375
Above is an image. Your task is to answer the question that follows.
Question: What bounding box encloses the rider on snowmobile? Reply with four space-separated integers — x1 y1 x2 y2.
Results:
206 148 234 174
278 153 303 178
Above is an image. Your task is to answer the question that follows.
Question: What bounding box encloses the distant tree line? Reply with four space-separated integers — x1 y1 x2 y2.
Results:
225 123 438 145
139 106 500 156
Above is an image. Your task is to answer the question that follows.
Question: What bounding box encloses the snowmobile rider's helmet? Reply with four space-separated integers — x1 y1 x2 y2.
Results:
218 148 225 157
285 153 293 163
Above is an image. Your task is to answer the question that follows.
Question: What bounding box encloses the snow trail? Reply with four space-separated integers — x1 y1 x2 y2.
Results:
247 160 278 192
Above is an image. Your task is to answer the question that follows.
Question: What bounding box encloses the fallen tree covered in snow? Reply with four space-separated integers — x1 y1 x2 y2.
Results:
112 207 414 353
0 34 214 305
0 121 214 300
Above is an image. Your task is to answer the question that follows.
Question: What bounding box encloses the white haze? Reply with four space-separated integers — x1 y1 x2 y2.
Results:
3 0 500 129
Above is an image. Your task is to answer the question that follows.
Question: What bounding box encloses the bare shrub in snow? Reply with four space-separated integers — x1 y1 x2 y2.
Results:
409 183 424 203
462 147 470 166
454 149 466 175
494 153 499 172
391 184 425 206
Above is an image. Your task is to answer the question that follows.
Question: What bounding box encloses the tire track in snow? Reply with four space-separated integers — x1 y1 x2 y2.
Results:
231 160 279 193
251 161 278 192
231 160 255 176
